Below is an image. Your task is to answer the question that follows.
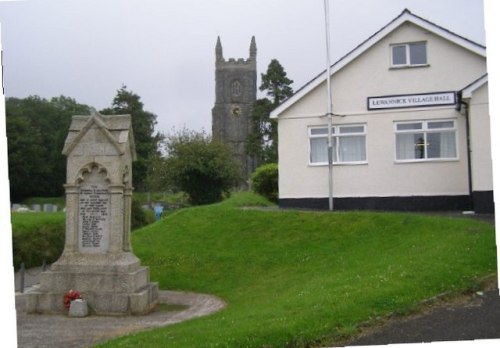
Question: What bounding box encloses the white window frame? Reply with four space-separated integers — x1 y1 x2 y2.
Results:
390 41 428 68
309 124 367 166
394 119 458 163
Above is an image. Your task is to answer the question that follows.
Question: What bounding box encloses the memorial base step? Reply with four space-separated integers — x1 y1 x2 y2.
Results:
25 282 159 315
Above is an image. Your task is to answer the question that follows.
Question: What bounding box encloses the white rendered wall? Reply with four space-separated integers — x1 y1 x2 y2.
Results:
278 22 486 200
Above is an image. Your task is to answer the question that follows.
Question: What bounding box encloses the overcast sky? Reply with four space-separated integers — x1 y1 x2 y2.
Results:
0 0 488 136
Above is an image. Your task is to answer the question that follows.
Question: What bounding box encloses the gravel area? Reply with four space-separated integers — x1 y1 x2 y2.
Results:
16 289 226 348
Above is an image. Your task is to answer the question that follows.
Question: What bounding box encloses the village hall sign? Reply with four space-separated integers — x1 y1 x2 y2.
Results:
367 91 456 110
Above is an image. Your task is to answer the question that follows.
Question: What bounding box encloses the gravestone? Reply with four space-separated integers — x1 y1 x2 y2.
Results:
43 204 58 212
26 111 158 315
32 204 41 212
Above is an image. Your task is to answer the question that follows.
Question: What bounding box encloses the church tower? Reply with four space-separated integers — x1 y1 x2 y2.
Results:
212 36 257 183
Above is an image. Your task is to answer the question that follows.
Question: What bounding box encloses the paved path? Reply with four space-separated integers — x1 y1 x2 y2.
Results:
16 289 226 347
346 288 500 346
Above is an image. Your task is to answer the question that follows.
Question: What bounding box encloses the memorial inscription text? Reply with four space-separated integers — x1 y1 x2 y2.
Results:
78 184 110 252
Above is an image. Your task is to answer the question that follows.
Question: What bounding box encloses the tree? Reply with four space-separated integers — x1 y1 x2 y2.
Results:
260 59 294 106
246 59 294 164
163 128 241 205
6 96 90 201
101 85 163 191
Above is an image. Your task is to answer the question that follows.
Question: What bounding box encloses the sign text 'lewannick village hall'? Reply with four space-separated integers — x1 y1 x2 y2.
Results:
367 91 456 110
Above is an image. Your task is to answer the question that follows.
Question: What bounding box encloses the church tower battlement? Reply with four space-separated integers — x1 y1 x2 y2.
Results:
212 36 257 183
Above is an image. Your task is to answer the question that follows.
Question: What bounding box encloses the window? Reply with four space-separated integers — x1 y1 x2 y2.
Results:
309 124 366 165
391 42 427 67
395 120 457 161
231 80 242 96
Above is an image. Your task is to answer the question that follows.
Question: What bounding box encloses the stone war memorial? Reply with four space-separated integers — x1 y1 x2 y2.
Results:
26 111 158 315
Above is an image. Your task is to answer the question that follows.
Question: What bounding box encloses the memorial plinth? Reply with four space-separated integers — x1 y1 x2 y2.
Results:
26 112 158 315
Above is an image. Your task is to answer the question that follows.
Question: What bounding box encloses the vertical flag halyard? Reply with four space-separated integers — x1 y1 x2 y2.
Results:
323 0 334 210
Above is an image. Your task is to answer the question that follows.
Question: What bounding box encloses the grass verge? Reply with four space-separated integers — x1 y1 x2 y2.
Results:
99 192 497 347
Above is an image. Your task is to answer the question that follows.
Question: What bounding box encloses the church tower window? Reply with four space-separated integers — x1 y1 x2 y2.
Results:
231 80 242 96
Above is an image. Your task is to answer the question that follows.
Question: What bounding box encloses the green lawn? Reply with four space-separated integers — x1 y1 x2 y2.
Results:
99 192 497 347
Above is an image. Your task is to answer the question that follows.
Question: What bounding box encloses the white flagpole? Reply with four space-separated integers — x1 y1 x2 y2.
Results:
324 0 334 211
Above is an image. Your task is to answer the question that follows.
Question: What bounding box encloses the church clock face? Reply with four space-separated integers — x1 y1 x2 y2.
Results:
231 105 241 117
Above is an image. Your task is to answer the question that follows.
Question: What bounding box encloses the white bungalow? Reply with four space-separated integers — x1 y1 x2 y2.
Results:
270 9 493 213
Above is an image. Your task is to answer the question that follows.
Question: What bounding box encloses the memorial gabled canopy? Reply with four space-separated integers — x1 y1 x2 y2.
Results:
62 110 137 160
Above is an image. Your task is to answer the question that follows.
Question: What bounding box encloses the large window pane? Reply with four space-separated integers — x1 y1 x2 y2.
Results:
392 45 407 65
427 131 456 158
409 42 427 65
310 137 328 163
396 133 425 160
339 136 366 162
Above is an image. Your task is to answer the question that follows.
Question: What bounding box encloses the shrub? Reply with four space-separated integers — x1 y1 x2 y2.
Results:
164 129 241 205
11 213 65 270
131 199 155 230
251 163 279 203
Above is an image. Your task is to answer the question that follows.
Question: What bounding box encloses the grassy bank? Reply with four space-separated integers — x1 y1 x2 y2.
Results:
101 192 497 347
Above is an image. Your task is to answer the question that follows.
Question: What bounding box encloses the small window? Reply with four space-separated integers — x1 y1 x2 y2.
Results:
428 121 454 129
339 125 364 134
391 42 427 67
396 122 422 131
310 128 330 135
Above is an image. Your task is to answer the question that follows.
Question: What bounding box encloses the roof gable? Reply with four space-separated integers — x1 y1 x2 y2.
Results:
62 111 137 160
271 9 486 118
460 74 488 98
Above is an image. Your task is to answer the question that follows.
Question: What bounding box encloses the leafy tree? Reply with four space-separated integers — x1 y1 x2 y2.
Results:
163 128 241 205
101 85 163 191
246 59 293 164
260 59 294 106
142 152 169 193
6 96 90 201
